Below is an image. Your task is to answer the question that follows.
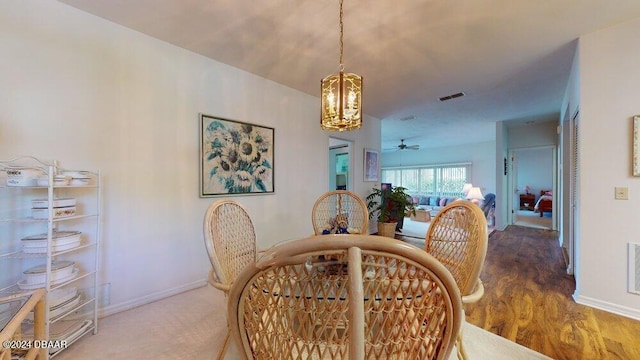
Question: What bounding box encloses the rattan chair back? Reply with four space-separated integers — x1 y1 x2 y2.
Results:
425 201 488 298
311 190 369 235
203 199 257 292
228 234 463 360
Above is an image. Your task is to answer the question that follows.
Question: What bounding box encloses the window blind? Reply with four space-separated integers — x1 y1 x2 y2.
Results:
381 163 471 197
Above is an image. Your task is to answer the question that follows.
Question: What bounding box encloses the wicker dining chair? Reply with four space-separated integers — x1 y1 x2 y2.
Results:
203 199 257 360
228 234 463 360
424 200 488 360
311 190 369 235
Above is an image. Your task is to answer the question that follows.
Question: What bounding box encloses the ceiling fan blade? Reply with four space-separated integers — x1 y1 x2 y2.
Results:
389 139 418 151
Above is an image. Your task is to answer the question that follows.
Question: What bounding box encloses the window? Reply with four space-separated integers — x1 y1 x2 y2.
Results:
381 164 471 197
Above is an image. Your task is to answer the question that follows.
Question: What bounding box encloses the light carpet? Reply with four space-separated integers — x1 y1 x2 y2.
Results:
396 217 431 239
56 285 552 360
398 217 496 244
514 210 552 230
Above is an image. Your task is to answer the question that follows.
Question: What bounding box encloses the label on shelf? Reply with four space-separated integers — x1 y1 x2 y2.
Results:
5 168 45 187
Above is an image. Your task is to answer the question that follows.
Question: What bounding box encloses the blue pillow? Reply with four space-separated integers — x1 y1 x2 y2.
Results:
429 197 439 206
419 196 429 205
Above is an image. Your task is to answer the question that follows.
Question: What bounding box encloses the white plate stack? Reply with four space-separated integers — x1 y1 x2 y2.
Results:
48 319 94 355
61 171 92 186
22 318 94 355
26 287 81 321
31 197 76 219
21 230 82 253
17 260 79 290
36 174 71 186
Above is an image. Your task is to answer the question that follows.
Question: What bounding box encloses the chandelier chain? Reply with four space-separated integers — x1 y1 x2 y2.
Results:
320 0 361 131
339 0 344 72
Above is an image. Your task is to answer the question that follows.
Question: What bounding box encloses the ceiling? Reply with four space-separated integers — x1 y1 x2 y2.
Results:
58 0 640 151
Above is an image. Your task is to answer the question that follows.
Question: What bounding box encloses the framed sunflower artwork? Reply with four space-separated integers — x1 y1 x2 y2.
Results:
199 114 275 197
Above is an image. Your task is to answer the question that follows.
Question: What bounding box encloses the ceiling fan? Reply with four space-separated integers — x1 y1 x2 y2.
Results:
386 139 420 151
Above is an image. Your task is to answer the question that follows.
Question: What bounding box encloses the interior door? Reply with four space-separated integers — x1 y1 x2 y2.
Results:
560 109 579 275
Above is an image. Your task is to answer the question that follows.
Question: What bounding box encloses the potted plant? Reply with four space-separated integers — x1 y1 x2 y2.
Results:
365 185 416 238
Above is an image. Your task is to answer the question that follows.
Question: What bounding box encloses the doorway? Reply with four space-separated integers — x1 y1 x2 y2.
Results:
328 137 353 191
509 146 556 230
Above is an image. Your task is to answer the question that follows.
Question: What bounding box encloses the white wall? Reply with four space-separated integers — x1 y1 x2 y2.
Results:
508 120 558 149
0 1 381 314
575 16 640 319
381 141 496 195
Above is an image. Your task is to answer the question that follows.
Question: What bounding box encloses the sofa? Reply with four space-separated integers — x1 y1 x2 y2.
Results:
413 195 463 214
411 193 496 223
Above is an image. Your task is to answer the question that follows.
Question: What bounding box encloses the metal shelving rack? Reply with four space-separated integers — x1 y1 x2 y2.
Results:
0 156 101 359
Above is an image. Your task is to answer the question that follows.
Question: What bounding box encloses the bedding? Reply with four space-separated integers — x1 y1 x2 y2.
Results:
534 190 552 217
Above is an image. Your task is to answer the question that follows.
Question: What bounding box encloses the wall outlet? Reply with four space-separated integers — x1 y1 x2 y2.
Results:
615 187 629 200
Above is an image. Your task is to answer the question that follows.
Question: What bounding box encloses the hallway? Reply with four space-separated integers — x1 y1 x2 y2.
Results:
514 209 552 230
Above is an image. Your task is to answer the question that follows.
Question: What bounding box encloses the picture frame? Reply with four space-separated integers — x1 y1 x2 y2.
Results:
634 115 640 176
199 114 274 197
364 148 379 182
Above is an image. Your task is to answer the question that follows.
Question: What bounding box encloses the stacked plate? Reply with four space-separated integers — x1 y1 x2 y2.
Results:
36 174 71 186
50 292 82 320
21 230 82 254
17 260 79 290
21 318 93 355
61 171 92 185
26 287 81 321
31 197 76 219
48 319 94 355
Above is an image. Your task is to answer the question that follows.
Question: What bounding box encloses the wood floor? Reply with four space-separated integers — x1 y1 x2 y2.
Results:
403 225 640 360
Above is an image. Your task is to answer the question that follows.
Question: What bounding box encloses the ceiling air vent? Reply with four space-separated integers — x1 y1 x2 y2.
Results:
439 92 465 102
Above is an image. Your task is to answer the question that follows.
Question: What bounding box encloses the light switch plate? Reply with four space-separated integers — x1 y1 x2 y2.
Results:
615 187 629 200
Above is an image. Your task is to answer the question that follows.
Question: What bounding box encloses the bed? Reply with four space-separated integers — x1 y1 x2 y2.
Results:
534 190 552 217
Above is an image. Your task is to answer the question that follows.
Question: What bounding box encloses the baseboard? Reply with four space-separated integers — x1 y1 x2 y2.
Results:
98 279 207 318
573 294 640 321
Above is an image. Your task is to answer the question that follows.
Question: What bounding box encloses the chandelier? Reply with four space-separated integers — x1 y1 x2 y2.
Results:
320 0 362 131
